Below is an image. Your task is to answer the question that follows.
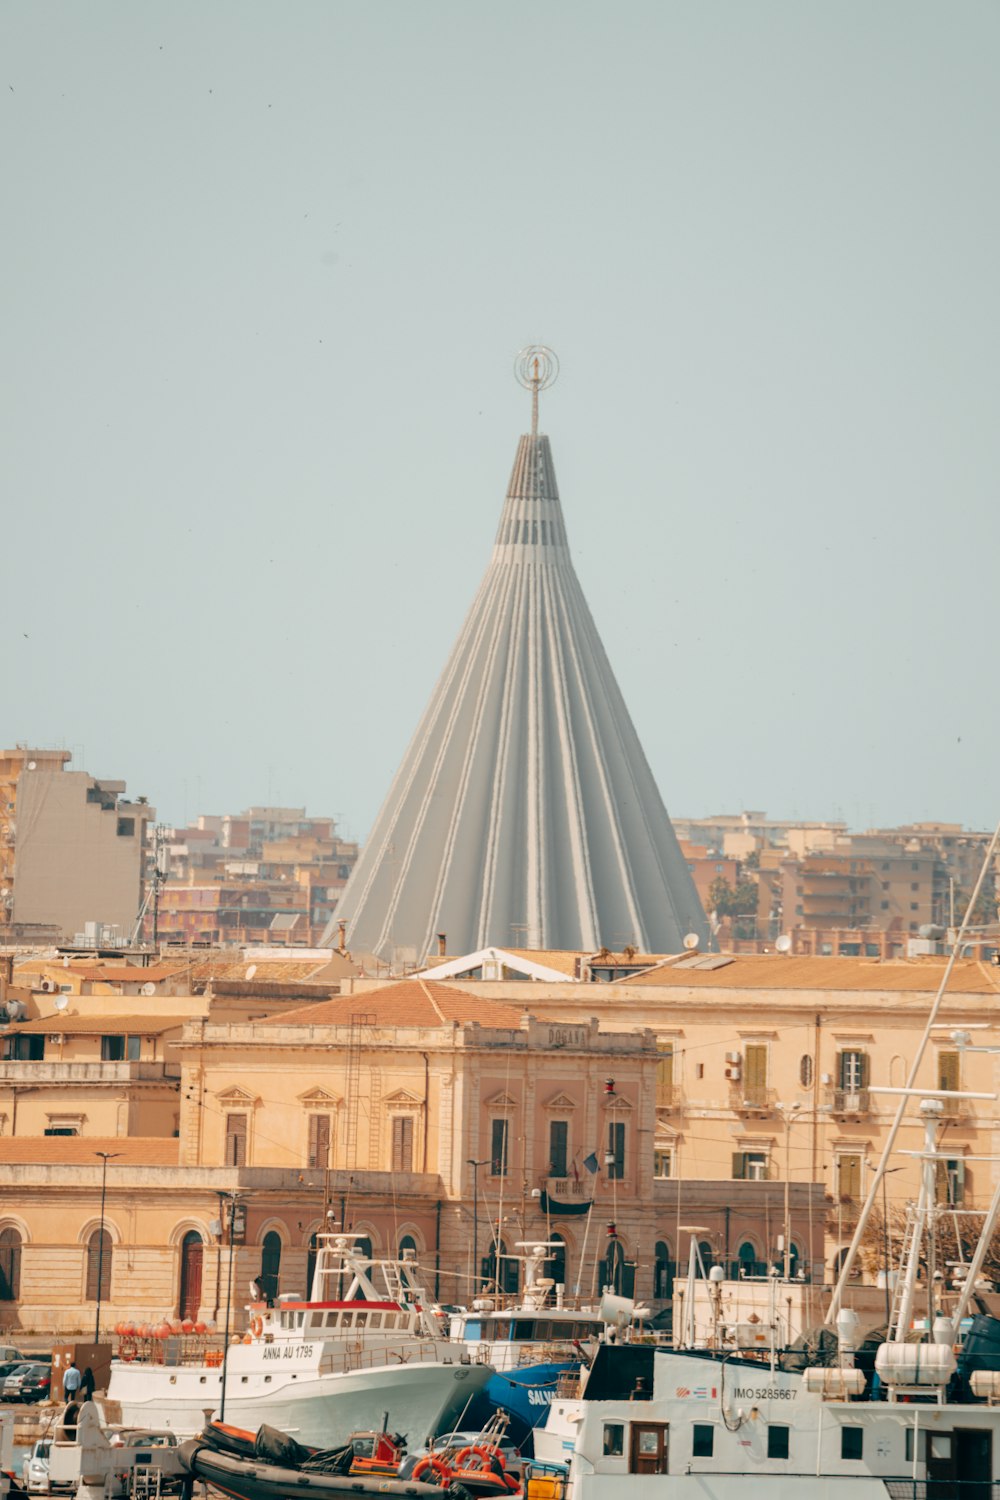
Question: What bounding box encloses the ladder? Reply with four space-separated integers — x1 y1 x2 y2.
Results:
345 1013 376 1170
129 1466 162 1500
887 1203 920 1338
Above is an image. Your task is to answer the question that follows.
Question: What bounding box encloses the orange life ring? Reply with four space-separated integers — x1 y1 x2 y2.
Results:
412 1457 453 1485
454 1446 505 1471
250 1316 263 1338
118 1337 137 1362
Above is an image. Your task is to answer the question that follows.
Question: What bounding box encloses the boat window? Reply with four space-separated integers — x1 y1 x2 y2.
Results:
767 1427 789 1460
491 1320 510 1339
602 1424 624 1457
513 1320 536 1339
355 1312 368 1327
464 1319 481 1340
342 1313 353 1328
534 1321 551 1340
692 1426 714 1459
841 1428 863 1461
368 1313 381 1329
905 1430 926 1463
384 1314 396 1330
928 1434 952 1461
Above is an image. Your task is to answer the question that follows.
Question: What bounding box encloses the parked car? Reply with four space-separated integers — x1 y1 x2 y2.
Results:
22 1440 50 1492
398 1432 523 1482
0 1345 23 1365
0 1359 26 1384
2 1362 38 1401
19 1365 52 1403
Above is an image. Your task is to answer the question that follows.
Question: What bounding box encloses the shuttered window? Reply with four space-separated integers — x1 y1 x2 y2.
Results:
391 1115 414 1172
938 1051 960 1093
308 1113 331 1170
491 1118 509 1177
838 1051 870 1092
225 1113 247 1167
837 1154 863 1198
549 1121 568 1178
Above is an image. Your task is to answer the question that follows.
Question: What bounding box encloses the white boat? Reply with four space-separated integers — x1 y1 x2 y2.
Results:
108 1233 492 1447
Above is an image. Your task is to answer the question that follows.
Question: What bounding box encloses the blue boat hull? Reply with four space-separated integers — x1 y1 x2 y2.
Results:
480 1362 580 1441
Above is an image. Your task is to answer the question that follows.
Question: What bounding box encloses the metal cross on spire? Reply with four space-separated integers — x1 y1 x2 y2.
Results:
515 345 559 437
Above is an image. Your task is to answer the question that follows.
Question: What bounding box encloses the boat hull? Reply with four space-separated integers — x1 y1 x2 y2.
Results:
482 1363 579 1438
180 1443 445 1500
109 1360 491 1447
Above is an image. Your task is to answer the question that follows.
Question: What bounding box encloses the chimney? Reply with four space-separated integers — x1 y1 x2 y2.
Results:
336 920 347 955
437 932 447 957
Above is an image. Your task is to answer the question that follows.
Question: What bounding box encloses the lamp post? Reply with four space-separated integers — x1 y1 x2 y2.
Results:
467 1159 488 1296
93 1151 122 1343
776 1102 801 1281
219 1194 242 1420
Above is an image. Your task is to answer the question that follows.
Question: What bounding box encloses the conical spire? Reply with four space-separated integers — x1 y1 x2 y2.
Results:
327 350 708 964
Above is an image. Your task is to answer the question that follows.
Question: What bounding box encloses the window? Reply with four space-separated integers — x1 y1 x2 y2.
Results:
732 1150 768 1180
259 1230 281 1305
399 1234 418 1260
308 1113 331 1170
116 817 135 837
0 1228 22 1301
837 1154 863 1199
656 1041 674 1104
881 900 889 910
767 1426 790 1460
654 1240 672 1298
938 1051 960 1092
737 1240 764 1277
602 1424 624 1457
44 1125 78 1136
653 1149 672 1179
841 1427 863 1460
490 1118 509 1177
936 1158 966 1206
10 1035 44 1061
799 1055 813 1088
85 1228 112 1301
911 882 919 892
126 1036 140 1061
549 1120 568 1178
546 1234 566 1286
225 1113 248 1167
391 1115 414 1173
910 903 918 911
743 1043 768 1097
692 1425 714 1458
607 1121 625 1180
838 1050 869 1093
101 1036 125 1061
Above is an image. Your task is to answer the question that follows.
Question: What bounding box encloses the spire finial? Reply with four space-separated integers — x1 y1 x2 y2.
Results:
515 346 559 438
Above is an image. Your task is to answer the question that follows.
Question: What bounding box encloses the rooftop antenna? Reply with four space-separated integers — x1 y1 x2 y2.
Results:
515 345 559 438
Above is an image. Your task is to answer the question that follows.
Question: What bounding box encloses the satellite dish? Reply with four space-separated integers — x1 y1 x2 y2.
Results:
245 964 258 981
26 761 36 771
682 933 700 951
775 934 792 954
53 994 70 1012
62 956 70 968
140 981 156 997
4 1000 24 1020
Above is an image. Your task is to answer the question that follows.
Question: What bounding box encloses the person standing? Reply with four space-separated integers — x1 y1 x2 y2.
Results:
80 1366 96 1402
62 1360 82 1400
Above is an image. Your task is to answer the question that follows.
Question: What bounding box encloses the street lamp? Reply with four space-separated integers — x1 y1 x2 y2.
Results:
219 1194 243 1420
93 1152 122 1343
776 1102 801 1281
467 1160 488 1297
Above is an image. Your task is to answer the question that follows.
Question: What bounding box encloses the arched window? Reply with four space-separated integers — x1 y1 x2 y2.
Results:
483 1240 519 1295
788 1242 801 1278
697 1240 714 1278
259 1231 282 1305
306 1233 318 1297
179 1231 203 1319
799 1055 814 1088
654 1240 672 1299
399 1234 418 1261
85 1229 112 1302
736 1240 762 1278
546 1234 567 1288
604 1239 634 1296
0 1228 21 1302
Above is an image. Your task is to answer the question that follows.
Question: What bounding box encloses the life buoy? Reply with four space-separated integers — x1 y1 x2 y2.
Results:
412 1457 452 1485
250 1316 263 1338
454 1446 505 1471
118 1337 137 1362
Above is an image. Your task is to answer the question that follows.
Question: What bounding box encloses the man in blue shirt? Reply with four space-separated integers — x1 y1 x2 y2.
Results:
62 1361 82 1399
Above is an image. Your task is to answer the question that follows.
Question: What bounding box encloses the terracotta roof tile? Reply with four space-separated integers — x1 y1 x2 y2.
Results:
264 979 525 1029
0 1136 179 1165
11 1014 190 1035
626 953 1000 994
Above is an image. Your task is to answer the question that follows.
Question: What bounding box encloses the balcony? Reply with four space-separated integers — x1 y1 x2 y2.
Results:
0 1061 178 1085
729 1083 776 1118
823 1086 871 1120
544 1176 589 1201
655 1082 681 1112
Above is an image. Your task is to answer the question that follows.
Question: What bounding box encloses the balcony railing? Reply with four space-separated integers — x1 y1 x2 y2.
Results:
655 1082 681 1111
545 1176 587 1199
0 1061 177 1084
729 1083 776 1116
823 1086 871 1118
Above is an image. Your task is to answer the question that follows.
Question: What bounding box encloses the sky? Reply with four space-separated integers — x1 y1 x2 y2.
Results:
3 1 998 842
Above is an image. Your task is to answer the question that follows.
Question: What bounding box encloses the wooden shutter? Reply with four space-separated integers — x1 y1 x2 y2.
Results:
391 1116 414 1172
838 1154 862 1198
308 1113 330 1169
732 1152 746 1180
938 1051 960 1092
225 1113 247 1167
656 1043 674 1102
744 1045 768 1089
549 1121 568 1177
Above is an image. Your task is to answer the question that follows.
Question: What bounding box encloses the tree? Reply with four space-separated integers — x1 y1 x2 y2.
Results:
708 877 759 918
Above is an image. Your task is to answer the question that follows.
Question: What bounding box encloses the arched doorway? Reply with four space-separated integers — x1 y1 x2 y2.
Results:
0 1228 21 1302
737 1240 762 1278
306 1233 319 1297
604 1238 634 1296
546 1234 567 1289
483 1240 519 1295
260 1231 282 1305
85 1228 112 1302
697 1240 714 1277
179 1231 203 1319
399 1234 418 1261
654 1240 672 1299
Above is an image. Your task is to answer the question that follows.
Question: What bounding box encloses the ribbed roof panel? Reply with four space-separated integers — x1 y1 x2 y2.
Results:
325 431 708 964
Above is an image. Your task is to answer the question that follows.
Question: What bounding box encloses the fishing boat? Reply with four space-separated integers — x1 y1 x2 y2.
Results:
107 1233 492 1445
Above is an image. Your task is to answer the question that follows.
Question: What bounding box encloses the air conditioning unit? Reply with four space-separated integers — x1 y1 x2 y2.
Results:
725 1051 741 1064
38 978 56 993
725 1065 742 1081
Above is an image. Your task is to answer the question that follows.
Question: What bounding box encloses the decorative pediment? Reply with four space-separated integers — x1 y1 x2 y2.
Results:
543 1091 577 1111
215 1086 260 1107
484 1090 518 1110
382 1089 422 1106
298 1087 342 1108
601 1094 632 1111
655 1119 680 1142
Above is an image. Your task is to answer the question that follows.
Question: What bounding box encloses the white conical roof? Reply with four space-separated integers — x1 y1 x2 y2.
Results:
328 384 708 964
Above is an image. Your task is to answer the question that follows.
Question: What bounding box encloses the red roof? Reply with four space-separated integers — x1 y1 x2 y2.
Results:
0 1136 179 1165
265 979 525 1029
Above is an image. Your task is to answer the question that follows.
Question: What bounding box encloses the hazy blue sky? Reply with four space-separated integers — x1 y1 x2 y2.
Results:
3 1 998 841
